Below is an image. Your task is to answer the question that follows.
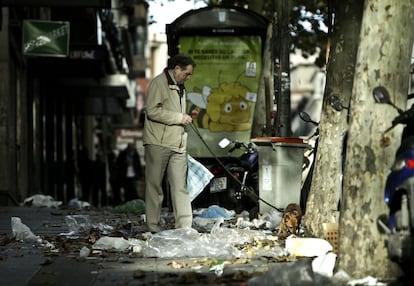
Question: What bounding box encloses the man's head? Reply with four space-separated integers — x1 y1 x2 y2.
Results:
168 54 196 84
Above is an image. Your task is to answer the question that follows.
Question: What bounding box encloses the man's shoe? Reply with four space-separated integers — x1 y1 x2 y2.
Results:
147 225 161 233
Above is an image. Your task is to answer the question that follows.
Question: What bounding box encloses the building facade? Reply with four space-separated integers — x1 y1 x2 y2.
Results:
0 0 149 205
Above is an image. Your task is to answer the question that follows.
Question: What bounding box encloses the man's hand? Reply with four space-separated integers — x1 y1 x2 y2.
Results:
182 114 193 126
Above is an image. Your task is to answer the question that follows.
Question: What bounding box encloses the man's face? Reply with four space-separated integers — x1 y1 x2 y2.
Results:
173 64 194 84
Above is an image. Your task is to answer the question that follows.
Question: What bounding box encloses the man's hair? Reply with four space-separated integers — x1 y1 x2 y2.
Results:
167 54 196 69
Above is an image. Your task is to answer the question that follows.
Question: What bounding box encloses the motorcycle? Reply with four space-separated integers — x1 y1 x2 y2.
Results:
297 111 319 212
373 86 414 274
193 138 259 218
298 108 347 212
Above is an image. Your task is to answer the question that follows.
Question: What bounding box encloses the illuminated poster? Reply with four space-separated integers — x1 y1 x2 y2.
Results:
179 36 262 157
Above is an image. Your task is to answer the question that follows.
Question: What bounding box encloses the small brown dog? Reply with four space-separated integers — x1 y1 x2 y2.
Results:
277 203 303 238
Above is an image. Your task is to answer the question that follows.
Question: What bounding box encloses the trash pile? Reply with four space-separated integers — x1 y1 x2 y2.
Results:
4 195 385 285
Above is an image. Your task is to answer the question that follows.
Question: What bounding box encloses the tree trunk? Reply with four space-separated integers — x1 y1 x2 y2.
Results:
337 0 414 279
304 0 363 237
252 22 273 138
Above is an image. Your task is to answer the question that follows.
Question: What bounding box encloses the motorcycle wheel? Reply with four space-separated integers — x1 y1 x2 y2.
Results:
226 172 258 218
389 194 414 274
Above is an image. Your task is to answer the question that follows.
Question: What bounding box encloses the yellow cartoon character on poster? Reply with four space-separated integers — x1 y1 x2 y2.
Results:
188 81 256 132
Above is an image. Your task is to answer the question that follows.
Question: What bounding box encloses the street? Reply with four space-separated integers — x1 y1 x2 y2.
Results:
0 204 404 286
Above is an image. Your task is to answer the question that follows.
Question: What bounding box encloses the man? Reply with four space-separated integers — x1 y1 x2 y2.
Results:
143 54 195 233
117 143 142 202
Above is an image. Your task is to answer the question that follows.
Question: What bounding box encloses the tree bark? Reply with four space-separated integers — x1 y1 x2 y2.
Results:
304 0 363 237
337 0 414 279
252 25 273 138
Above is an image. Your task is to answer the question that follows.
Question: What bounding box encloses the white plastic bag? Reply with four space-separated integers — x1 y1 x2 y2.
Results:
92 236 131 251
22 194 62 208
285 236 333 257
11 217 41 242
312 252 337 277
187 155 214 201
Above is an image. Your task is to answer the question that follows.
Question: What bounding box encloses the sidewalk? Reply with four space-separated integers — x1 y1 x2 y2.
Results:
0 205 402 286
0 206 281 286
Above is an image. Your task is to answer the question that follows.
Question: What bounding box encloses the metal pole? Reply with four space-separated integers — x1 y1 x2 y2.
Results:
273 0 292 137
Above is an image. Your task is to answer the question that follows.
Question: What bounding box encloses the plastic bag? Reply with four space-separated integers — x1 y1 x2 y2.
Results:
312 252 337 277
65 215 91 234
285 236 333 257
92 236 131 251
141 225 282 259
141 228 239 258
79 246 91 257
68 198 90 210
197 205 235 219
11 217 41 242
22 194 62 208
248 258 335 286
187 155 214 201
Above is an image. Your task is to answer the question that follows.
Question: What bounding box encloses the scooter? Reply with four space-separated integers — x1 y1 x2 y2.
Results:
373 86 414 274
199 138 259 218
297 111 319 212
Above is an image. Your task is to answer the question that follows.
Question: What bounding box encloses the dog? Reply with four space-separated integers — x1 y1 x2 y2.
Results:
277 203 303 239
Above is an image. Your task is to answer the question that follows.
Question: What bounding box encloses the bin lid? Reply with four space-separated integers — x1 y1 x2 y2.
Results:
251 137 310 148
252 137 304 144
